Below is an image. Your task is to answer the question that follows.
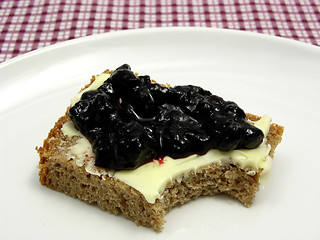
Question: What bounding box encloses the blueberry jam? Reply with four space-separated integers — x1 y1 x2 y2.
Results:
68 64 264 170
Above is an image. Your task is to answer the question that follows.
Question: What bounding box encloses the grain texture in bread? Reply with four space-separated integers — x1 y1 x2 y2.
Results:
37 70 284 232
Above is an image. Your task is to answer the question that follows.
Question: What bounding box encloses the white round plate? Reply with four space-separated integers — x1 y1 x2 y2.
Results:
0 27 319 240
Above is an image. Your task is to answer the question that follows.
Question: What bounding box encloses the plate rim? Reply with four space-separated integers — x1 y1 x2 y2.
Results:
1 26 320 70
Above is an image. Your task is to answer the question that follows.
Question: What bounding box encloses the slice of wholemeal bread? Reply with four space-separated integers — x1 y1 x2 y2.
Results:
37 69 284 232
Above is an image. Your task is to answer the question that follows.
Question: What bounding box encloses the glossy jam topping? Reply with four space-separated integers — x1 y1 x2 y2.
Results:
61 115 272 204
68 64 264 170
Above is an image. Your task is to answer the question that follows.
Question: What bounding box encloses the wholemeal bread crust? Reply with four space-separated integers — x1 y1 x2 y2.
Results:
37 72 284 232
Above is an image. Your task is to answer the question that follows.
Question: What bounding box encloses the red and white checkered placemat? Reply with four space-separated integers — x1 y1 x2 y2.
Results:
1 0 320 63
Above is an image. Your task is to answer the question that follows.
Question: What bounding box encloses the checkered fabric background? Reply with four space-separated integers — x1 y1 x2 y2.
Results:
1 0 320 63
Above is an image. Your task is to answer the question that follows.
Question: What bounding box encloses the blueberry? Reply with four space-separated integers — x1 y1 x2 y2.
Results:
68 100 92 130
81 89 101 101
98 82 114 95
113 63 131 72
138 75 151 84
241 123 264 149
109 69 139 91
113 121 155 169
130 86 155 117
223 101 246 119
217 120 243 151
